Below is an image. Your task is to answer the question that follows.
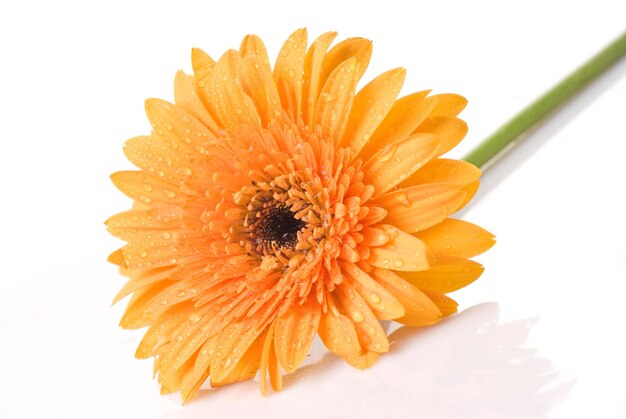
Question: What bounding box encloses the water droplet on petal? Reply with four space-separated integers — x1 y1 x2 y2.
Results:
393 259 405 268
369 292 381 304
351 310 365 323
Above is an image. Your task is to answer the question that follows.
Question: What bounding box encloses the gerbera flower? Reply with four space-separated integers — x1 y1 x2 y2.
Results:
107 29 494 401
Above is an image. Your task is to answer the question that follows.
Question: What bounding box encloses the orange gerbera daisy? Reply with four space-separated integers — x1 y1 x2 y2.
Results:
107 29 494 401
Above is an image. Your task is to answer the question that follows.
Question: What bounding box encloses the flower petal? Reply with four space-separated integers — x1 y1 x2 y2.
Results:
320 37 372 87
343 350 380 369
416 115 468 157
367 225 429 271
364 133 439 197
274 297 321 373
216 326 268 386
399 158 480 188
315 57 359 143
420 289 458 317
239 54 282 125
174 70 221 135
342 261 405 320
376 184 467 233
335 282 389 352
318 310 361 358
206 51 261 128
358 91 434 160
180 334 219 402
110 171 191 206
341 67 406 154
274 28 308 118
399 254 485 293
429 93 467 117
370 268 442 326
415 218 495 258
210 321 265 384
302 31 338 126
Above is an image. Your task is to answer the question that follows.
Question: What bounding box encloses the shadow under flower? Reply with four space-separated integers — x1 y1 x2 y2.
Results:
170 303 573 419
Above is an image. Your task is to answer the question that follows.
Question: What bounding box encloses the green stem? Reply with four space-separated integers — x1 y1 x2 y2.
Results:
463 30 626 169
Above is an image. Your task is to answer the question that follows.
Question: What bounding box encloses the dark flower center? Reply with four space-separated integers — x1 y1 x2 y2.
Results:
250 202 307 255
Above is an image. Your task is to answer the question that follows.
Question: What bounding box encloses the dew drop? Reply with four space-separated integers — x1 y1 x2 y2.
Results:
161 232 171 240
222 357 232 368
176 335 183 342
373 342 382 350
351 310 365 323
393 259 405 268
189 313 201 324
164 190 176 199
139 250 147 258
139 195 152 204
369 292 382 304
143 183 153 192
177 290 186 297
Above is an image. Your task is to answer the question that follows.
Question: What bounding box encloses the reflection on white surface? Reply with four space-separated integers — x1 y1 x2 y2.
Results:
161 303 573 419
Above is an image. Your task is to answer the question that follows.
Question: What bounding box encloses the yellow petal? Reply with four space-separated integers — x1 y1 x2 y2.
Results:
318 310 361 358
314 57 359 143
342 261 405 320
399 254 485 293
341 68 406 153
112 266 176 305
119 281 169 329
368 225 429 271
364 133 439 197
416 115 468 157
336 282 389 353
274 28 308 118
376 184 467 233
358 91 434 160
370 268 442 326
239 34 270 62
302 31 338 126
191 47 216 84
415 218 495 258
274 297 321 373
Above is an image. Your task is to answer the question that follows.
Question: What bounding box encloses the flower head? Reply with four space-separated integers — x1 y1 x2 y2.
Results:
107 29 494 401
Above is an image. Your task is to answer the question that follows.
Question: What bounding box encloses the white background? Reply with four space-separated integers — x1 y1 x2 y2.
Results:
1 1 625 418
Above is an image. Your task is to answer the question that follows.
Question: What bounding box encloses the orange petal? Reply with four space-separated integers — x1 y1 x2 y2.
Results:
341 68 406 153
368 225 429 271
274 298 321 373
364 133 439 197
180 334 219 402
274 28 308 118
318 310 361 358
335 282 389 353
260 321 276 396
415 218 495 258
376 184 467 233
119 281 170 329
136 302 193 359
415 115 468 157
112 266 176 305
239 34 270 62
343 350 380 369
210 321 265 385
320 37 372 88
174 70 221 135
239 54 282 125
217 326 268 386
206 51 261 129
399 254 485 293
302 31 338 126
421 289 458 317
110 171 190 206
342 261 405 320
314 57 359 143
191 47 216 85
399 158 480 188
370 268 442 326
358 91 434 160
429 93 467 117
